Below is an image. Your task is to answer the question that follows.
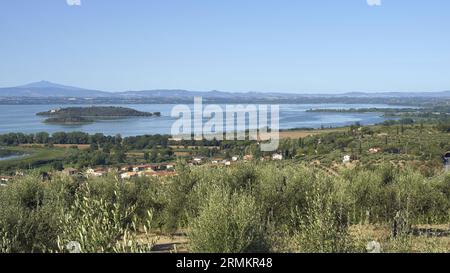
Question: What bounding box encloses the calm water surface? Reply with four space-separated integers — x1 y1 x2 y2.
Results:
0 104 403 136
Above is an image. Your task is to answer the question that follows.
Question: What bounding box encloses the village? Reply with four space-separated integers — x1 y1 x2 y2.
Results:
66 152 286 179
0 152 287 186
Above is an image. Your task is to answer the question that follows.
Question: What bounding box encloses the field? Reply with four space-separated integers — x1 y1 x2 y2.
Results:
0 146 75 173
279 128 346 139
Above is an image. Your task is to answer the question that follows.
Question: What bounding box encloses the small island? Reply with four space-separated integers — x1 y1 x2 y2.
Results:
37 106 161 125
305 107 418 113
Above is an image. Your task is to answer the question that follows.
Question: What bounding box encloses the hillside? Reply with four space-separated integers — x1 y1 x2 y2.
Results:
1 81 450 101
0 81 110 98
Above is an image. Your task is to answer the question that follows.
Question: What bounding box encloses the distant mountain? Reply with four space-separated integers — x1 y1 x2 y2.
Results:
118 89 245 99
0 81 111 98
1 81 450 100
17 80 84 90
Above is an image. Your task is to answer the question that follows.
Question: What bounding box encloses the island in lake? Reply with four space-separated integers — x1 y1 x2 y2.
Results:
37 106 161 125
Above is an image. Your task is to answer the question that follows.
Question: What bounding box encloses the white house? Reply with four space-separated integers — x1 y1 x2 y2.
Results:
86 168 107 177
343 155 351 164
0 176 12 183
120 172 139 179
224 161 232 166
272 154 283 161
231 156 239 162
193 157 203 164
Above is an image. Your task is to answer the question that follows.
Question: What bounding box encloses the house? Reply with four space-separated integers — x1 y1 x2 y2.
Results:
107 167 119 173
120 172 139 179
272 154 283 161
62 168 78 176
165 164 175 170
261 156 271 162
133 165 146 172
369 148 381 154
0 176 13 183
86 168 107 177
224 161 231 166
142 171 157 177
191 157 203 165
243 155 254 161
146 164 160 171
120 166 132 172
343 155 351 164
231 156 239 162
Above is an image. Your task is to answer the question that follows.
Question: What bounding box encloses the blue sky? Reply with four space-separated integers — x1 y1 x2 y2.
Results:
0 0 449 93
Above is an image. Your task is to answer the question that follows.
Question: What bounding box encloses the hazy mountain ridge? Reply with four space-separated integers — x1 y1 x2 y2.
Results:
1 81 450 99
0 81 111 98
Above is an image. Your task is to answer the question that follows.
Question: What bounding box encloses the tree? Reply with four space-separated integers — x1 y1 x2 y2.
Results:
188 187 268 253
113 146 126 163
150 148 158 163
52 161 64 171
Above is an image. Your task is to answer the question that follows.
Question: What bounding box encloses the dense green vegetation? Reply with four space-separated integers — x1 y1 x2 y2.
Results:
44 116 94 124
0 133 175 172
37 106 161 117
1 162 450 253
0 132 251 172
307 105 450 126
0 149 21 158
0 147 71 173
243 123 449 179
1 119 450 253
36 106 161 125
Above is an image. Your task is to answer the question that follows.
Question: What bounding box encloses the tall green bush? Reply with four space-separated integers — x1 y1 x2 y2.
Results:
188 186 268 253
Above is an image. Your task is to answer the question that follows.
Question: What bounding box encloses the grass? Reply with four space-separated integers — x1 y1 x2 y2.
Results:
290 124 448 174
0 146 74 173
279 127 347 139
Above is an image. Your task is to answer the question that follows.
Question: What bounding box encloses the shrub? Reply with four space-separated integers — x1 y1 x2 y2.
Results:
293 182 355 253
0 174 61 252
56 183 155 253
188 186 268 253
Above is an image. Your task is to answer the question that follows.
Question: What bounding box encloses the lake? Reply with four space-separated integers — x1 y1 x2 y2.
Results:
0 104 403 137
0 154 28 161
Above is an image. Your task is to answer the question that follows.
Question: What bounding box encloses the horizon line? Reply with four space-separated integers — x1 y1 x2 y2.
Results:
1 80 449 95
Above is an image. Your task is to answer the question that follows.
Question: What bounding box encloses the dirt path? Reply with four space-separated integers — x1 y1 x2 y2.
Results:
151 233 189 253
280 128 345 139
